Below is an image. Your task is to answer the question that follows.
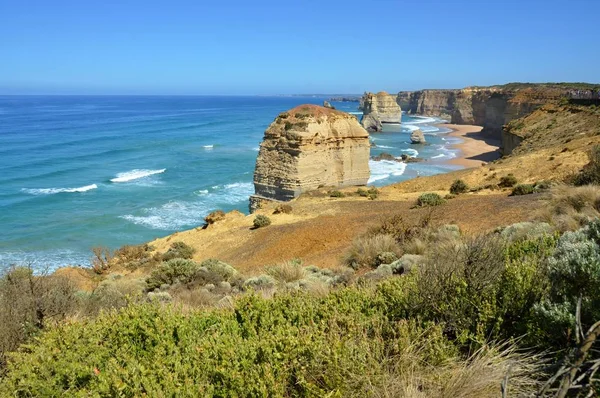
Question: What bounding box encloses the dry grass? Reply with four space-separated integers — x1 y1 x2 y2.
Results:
537 184 600 231
402 238 427 255
343 234 402 269
266 260 306 283
349 343 543 398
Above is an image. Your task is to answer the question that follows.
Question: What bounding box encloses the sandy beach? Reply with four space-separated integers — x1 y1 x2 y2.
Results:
440 124 502 168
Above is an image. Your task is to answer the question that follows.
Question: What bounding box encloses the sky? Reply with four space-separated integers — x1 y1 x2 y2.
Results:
0 0 598 95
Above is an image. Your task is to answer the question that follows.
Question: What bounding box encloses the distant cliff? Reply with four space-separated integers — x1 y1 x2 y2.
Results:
397 83 600 153
251 105 370 211
359 91 402 132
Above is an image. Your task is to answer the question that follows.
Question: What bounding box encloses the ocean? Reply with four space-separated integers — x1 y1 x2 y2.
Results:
0 96 462 270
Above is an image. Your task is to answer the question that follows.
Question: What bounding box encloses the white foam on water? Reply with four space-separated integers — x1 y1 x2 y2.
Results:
21 184 98 195
403 125 421 132
400 148 419 157
404 116 439 125
203 145 214 150
121 182 255 230
368 160 407 184
252 147 260 151
0 249 92 271
110 169 166 183
376 145 394 149
431 154 445 159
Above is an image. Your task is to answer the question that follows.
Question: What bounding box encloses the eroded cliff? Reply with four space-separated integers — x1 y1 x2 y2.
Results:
360 91 402 132
397 83 600 153
251 105 370 211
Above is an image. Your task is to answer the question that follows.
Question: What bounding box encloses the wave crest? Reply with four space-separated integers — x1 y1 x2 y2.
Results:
110 169 166 183
21 184 98 195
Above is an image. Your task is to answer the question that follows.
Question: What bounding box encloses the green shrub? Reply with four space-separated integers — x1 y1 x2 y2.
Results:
499 174 518 188
416 193 445 207
244 275 276 290
146 258 201 291
367 187 379 200
533 220 600 348
253 214 272 229
357 188 368 197
200 259 238 281
329 190 345 198
450 179 469 195
162 241 196 261
510 184 536 196
0 287 459 397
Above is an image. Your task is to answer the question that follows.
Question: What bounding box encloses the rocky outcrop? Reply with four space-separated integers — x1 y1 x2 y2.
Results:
361 114 383 133
251 105 370 211
323 100 335 109
397 83 600 153
410 129 426 144
360 91 402 132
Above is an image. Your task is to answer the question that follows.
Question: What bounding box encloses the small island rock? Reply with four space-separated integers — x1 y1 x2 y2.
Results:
410 129 426 144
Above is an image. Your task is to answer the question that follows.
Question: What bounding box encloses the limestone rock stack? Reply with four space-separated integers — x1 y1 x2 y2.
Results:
360 91 402 132
410 129 426 144
250 105 370 211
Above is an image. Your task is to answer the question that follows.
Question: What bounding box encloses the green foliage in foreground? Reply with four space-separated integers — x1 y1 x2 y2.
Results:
4 219 600 396
1 283 456 397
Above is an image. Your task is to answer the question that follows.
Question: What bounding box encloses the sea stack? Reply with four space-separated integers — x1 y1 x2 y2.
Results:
410 129 426 144
250 105 370 212
360 91 402 132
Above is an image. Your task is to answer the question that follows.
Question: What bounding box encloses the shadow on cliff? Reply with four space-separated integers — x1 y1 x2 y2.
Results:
462 130 502 163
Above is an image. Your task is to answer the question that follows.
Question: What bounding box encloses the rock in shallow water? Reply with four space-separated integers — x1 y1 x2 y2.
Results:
410 129 426 144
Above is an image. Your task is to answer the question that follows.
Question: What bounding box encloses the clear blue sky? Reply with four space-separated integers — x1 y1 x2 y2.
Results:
1 0 598 95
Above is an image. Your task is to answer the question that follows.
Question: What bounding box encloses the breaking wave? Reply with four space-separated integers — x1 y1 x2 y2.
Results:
21 184 98 195
110 169 166 183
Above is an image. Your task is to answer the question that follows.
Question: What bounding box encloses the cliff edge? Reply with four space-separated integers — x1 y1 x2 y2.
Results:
250 104 370 211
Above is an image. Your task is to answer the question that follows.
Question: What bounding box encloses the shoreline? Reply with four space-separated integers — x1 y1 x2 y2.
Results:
437 123 501 168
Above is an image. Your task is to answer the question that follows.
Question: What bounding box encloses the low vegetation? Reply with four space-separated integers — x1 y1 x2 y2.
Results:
253 214 272 228
2 183 600 395
499 173 518 188
416 192 445 207
511 183 536 196
450 179 469 194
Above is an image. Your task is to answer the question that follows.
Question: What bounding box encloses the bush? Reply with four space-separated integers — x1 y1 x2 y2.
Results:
499 174 518 188
329 190 345 198
273 204 292 214
146 258 201 291
0 288 461 397
243 274 276 290
357 188 368 197
450 179 469 195
367 213 432 245
200 259 238 282
0 267 77 367
343 234 401 269
204 210 226 225
83 276 146 316
533 220 600 348
416 193 445 207
112 243 160 270
367 186 379 200
253 214 272 229
511 184 536 196
499 222 555 242
162 241 196 261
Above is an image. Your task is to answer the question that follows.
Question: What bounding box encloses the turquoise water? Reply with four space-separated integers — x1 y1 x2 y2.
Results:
0 96 461 270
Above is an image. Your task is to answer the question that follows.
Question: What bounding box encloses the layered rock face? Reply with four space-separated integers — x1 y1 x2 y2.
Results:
251 105 370 211
397 84 600 153
410 129 426 144
360 91 402 132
